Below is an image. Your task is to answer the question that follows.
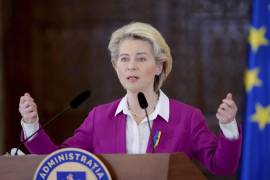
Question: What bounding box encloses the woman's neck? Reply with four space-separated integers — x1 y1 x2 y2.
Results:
126 90 159 123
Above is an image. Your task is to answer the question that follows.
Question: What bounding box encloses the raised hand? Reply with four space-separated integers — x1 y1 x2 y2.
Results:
19 93 38 124
216 93 238 124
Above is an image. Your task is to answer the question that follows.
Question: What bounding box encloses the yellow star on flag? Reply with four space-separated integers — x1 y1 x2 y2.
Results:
244 68 262 92
252 104 270 130
248 26 269 52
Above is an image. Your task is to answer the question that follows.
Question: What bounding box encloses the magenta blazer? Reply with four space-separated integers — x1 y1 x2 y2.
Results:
22 99 242 176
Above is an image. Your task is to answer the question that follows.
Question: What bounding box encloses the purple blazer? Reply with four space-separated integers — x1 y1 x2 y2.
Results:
22 99 242 176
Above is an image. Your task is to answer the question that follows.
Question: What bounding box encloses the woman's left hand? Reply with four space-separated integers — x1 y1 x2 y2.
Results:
216 93 238 124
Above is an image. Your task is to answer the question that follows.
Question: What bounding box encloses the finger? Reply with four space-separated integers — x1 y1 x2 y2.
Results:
216 113 223 120
20 92 33 102
216 113 226 122
219 103 235 115
20 108 38 120
22 95 34 102
222 99 236 107
19 96 26 104
19 97 34 108
216 112 229 123
20 102 31 110
218 105 237 120
19 103 37 113
24 105 36 112
21 100 36 109
219 103 231 110
222 99 237 110
23 112 38 121
217 108 231 119
19 106 37 116
226 93 232 100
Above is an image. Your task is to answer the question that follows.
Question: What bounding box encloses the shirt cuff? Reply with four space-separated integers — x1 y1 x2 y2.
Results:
219 119 239 140
20 119 39 141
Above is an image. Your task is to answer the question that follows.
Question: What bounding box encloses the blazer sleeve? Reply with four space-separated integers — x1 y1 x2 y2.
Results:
189 109 242 176
21 108 96 154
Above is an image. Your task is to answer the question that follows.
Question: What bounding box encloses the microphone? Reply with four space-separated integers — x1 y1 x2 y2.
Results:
137 92 155 153
69 90 90 109
13 90 91 155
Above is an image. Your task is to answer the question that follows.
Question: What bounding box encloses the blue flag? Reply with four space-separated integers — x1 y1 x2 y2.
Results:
240 0 270 179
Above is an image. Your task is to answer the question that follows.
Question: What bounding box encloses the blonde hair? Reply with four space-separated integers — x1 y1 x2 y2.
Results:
108 22 172 92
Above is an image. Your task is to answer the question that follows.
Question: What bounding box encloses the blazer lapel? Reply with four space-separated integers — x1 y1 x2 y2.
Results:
146 116 169 153
114 113 127 153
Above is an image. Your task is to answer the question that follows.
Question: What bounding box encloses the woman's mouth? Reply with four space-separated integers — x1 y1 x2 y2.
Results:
127 76 139 82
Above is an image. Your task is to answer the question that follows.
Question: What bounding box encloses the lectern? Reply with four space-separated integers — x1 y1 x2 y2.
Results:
0 153 207 180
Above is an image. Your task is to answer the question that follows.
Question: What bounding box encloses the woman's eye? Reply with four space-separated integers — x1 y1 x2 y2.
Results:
120 57 129 62
137 57 146 62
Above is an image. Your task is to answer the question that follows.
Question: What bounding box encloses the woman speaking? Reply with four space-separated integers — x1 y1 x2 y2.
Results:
18 22 241 176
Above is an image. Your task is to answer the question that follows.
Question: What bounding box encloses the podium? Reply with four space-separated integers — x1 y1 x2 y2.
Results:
0 153 207 180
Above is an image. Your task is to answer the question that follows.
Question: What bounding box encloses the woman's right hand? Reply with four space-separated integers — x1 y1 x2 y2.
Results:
19 93 39 124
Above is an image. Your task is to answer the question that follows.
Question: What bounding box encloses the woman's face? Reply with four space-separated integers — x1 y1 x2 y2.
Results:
115 38 162 94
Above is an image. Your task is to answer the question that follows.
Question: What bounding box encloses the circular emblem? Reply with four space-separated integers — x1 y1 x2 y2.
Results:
33 148 112 180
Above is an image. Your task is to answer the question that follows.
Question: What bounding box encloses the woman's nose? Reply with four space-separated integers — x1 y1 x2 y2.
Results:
127 60 137 70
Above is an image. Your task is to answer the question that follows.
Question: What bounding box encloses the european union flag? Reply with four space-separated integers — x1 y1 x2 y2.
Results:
57 171 86 180
240 0 270 179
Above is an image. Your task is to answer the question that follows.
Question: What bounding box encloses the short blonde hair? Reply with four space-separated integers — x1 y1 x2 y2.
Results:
108 22 172 92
